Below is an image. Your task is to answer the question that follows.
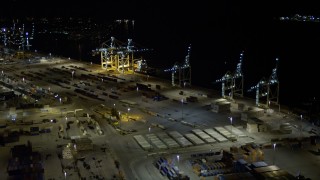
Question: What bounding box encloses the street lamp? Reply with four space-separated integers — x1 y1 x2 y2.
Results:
229 117 233 133
34 99 38 107
64 170 67 179
59 97 62 104
148 126 151 133
127 108 130 119
181 99 184 120
177 154 180 170
118 111 121 127
273 143 277 165
71 70 74 81
300 114 303 139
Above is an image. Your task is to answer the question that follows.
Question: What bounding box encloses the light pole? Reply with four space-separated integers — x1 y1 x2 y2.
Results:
64 170 67 179
229 117 233 133
59 97 62 104
71 70 74 81
273 143 276 165
181 99 184 120
148 126 151 133
177 154 180 170
127 108 130 119
34 99 38 107
119 112 121 127
278 103 281 112
300 115 303 139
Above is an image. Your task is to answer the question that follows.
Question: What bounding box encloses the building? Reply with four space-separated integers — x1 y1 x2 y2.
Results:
6 141 44 180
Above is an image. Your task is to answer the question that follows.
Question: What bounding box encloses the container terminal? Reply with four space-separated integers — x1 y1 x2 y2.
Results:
0 34 319 179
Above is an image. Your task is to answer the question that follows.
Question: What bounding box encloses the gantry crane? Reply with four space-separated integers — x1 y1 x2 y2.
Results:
93 37 150 74
164 44 192 87
164 62 180 87
215 51 244 99
248 57 279 107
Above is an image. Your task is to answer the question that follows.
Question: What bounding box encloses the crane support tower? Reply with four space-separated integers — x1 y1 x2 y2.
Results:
164 44 192 87
94 37 150 74
248 57 279 107
216 51 244 99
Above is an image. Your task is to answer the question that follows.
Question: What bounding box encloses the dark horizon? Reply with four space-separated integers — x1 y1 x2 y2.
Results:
3 1 320 19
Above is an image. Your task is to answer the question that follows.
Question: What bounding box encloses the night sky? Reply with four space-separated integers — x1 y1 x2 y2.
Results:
2 1 317 19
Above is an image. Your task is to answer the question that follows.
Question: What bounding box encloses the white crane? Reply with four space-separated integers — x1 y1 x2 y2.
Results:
164 44 192 87
248 57 279 107
215 51 244 99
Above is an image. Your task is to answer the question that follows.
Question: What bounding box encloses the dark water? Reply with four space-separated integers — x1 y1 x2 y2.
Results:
30 18 319 114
